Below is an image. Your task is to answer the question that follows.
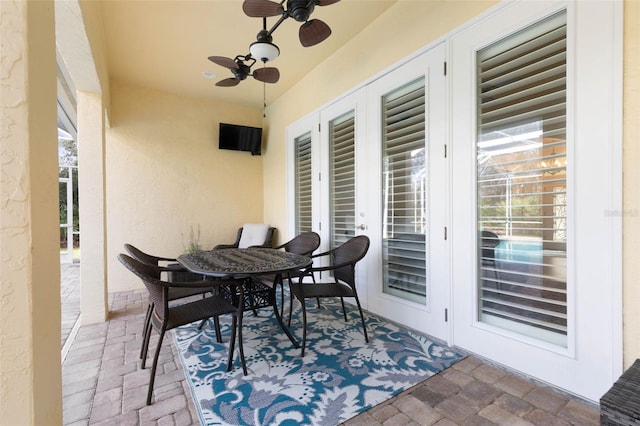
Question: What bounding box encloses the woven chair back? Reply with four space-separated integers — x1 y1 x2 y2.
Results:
118 253 168 318
282 232 321 256
331 235 370 287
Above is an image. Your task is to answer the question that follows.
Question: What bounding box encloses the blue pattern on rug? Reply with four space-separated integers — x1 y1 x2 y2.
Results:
174 297 465 426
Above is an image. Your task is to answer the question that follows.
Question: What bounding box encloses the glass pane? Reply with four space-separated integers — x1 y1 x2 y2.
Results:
329 111 355 249
476 11 567 347
294 132 313 234
382 78 427 304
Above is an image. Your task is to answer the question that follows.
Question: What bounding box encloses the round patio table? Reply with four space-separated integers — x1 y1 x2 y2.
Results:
177 247 311 374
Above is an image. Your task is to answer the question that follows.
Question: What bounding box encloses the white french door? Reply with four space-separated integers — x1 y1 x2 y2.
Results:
288 45 449 342
287 0 621 404
450 0 621 402
318 89 369 302
363 44 449 340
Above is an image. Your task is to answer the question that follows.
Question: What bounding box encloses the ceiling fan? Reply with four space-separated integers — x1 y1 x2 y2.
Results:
242 0 341 47
208 54 280 87
207 0 338 90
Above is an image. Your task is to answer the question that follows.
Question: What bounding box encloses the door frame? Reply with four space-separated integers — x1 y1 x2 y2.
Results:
449 0 623 402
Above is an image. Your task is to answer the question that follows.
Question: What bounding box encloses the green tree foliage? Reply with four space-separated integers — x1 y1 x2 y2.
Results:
59 135 79 247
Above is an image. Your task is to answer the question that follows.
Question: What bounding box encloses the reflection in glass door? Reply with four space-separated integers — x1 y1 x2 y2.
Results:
476 11 567 347
329 111 356 249
294 132 313 234
382 78 427 305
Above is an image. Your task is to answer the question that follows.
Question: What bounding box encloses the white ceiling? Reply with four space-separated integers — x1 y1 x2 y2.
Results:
99 0 396 109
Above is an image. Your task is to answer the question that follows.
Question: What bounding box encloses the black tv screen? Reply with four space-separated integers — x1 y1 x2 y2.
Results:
219 122 262 156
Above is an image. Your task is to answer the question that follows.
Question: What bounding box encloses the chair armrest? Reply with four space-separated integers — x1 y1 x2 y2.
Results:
165 262 188 271
301 258 356 274
213 228 243 250
263 227 276 248
310 249 331 259
213 244 237 249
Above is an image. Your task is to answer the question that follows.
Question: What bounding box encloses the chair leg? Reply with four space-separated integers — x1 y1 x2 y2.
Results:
140 303 153 359
196 317 222 343
353 296 369 343
213 316 222 343
141 317 154 369
197 319 207 330
278 280 285 319
311 275 320 309
340 297 348 321
226 315 237 372
237 307 247 376
300 298 308 357
146 328 166 405
287 283 294 327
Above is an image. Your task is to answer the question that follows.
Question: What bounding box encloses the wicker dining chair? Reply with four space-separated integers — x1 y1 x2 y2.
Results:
288 235 370 356
214 224 276 249
117 254 245 405
251 232 321 317
123 244 222 359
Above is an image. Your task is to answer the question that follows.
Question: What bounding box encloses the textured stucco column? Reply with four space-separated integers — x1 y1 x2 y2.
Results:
0 0 62 424
77 91 108 324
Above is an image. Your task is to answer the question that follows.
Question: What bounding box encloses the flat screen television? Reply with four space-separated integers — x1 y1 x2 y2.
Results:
218 122 262 156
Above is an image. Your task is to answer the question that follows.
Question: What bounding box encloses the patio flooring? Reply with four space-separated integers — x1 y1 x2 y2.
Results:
61 262 81 351
61 264 600 425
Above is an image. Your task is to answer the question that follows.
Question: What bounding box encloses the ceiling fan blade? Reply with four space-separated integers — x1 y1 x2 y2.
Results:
242 0 282 17
317 0 340 6
299 19 331 47
253 67 280 84
208 56 239 69
216 78 241 87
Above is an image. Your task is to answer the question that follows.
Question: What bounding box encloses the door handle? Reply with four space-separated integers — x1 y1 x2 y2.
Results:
356 224 367 231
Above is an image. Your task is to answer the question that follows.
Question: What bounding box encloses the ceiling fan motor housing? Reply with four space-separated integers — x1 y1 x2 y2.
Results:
232 63 251 80
288 0 315 22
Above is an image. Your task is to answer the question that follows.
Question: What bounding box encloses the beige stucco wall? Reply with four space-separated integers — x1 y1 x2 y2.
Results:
264 0 640 368
0 0 62 423
78 92 109 323
55 0 111 119
106 82 265 291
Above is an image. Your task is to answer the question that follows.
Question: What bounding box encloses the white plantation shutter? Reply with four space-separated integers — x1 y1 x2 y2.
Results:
382 78 427 304
476 11 568 346
329 111 356 249
294 132 313 234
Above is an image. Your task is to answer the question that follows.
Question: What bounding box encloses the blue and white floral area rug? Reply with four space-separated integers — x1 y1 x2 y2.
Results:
173 297 465 426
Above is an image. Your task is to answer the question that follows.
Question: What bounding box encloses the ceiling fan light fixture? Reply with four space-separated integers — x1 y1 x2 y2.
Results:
250 40 280 63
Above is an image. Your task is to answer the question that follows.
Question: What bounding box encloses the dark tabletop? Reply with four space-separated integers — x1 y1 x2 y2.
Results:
177 247 311 278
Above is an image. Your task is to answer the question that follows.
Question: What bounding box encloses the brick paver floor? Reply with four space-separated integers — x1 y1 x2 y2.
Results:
61 287 600 425
61 262 81 350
